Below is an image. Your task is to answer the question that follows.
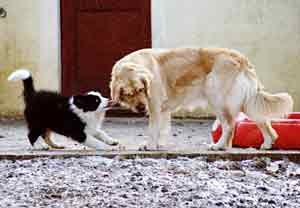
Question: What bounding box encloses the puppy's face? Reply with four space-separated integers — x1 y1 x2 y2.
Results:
70 91 109 112
110 64 151 113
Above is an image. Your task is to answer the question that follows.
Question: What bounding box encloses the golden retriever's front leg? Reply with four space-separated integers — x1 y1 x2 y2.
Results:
156 110 172 150
146 109 171 150
139 103 162 151
210 120 235 150
147 111 161 150
210 112 235 150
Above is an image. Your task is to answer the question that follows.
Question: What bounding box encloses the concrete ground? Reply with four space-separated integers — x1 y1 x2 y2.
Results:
1 118 300 208
1 118 300 162
0 117 214 152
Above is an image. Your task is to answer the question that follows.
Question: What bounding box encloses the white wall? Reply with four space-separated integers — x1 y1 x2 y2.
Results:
152 0 300 116
0 0 60 117
1 0 300 117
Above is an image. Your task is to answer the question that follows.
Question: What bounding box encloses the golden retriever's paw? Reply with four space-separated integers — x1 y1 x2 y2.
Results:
111 143 126 151
260 142 272 150
157 139 176 150
138 145 157 151
157 144 169 151
138 142 159 151
118 144 126 151
209 143 226 151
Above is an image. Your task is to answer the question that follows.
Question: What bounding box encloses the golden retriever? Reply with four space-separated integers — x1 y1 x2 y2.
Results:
110 48 293 150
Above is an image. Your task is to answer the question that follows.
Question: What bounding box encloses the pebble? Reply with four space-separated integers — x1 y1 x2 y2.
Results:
0 157 299 208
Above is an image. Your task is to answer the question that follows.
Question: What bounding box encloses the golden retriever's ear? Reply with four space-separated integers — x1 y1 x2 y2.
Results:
141 77 151 97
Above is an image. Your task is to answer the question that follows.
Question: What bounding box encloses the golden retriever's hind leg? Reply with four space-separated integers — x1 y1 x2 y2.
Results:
266 121 278 141
226 129 234 148
210 110 236 150
257 121 277 150
43 129 65 149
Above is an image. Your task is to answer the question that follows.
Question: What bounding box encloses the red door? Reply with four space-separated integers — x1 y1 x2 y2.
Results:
60 0 151 97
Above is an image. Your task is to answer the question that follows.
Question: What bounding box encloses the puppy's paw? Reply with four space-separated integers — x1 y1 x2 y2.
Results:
51 145 65 150
108 142 126 151
48 143 65 149
106 138 119 146
32 138 50 150
32 145 50 151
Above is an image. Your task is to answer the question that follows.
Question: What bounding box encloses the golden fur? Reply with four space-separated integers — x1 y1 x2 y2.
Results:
110 47 293 150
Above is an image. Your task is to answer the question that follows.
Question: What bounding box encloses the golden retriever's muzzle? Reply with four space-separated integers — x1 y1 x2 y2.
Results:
107 100 120 109
136 102 146 113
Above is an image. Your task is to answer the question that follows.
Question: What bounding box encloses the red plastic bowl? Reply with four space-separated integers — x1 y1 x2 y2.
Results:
212 112 300 150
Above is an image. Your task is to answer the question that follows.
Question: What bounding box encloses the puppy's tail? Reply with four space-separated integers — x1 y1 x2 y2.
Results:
8 69 35 103
245 90 293 122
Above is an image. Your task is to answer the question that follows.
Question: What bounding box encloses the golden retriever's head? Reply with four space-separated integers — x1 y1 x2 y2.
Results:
110 63 152 113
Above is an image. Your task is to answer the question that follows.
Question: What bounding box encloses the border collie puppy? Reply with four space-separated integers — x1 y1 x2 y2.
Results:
8 69 118 150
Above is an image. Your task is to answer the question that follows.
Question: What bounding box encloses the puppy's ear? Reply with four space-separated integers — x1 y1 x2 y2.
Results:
141 77 151 97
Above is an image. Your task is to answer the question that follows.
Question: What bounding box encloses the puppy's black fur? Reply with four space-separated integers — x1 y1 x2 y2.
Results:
15 73 102 146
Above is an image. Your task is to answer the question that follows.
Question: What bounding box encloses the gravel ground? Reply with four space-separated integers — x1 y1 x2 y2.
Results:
0 156 300 208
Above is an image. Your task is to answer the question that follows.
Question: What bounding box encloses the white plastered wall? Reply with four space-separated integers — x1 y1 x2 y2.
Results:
152 0 300 117
0 0 60 117
0 0 299 118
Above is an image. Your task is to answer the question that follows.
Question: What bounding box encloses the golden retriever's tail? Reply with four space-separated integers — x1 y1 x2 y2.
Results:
245 90 293 122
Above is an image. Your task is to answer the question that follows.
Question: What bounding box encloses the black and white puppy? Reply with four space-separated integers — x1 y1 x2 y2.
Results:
8 69 118 150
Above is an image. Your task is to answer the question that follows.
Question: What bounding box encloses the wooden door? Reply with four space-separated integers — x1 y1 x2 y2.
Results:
61 0 151 97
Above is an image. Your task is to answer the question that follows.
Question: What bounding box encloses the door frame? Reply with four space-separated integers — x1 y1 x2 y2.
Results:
60 0 152 96
60 0 77 96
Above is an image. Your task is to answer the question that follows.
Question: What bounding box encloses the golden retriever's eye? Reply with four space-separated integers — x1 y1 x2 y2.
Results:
119 95 125 101
138 88 144 93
